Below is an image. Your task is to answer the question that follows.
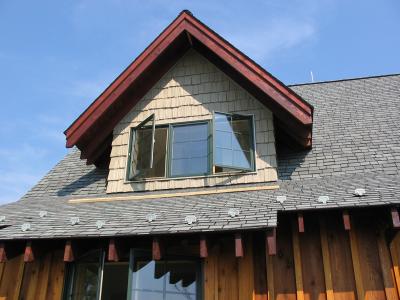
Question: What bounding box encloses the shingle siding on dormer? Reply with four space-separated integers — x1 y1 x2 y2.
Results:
106 50 278 193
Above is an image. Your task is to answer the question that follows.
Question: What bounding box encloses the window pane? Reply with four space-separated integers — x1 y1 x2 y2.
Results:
215 147 233 166
232 117 251 134
132 291 163 300
233 150 251 169
131 126 167 179
232 133 250 151
215 130 231 149
131 260 198 300
165 261 197 294
173 124 208 142
166 294 197 300
69 250 102 300
214 113 231 131
133 261 164 291
101 262 129 300
173 141 208 159
171 123 209 177
71 263 100 300
214 113 254 171
171 157 208 176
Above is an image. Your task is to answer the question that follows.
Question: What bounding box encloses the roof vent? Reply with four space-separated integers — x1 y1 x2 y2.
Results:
228 208 240 217
39 211 47 218
146 213 157 223
96 220 105 229
70 217 80 225
317 196 329 204
21 223 31 232
276 195 287 204
354 188 366 196
0 216 5 222
185 215 197 225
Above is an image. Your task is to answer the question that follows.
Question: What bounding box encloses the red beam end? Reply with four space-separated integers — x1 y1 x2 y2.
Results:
235 233 244 258
152 237 162 261
24 241 34 263
0 243 7 263
64 240 74 262
343 210 351 231
392 208 400 228
200 235 208 258
108 239 119 262
266 228 277 256
298 213 305 233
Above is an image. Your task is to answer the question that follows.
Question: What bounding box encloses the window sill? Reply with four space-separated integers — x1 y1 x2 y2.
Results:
123 171 258 184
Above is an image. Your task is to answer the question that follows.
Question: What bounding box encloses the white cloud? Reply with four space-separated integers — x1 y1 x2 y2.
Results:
228 18 316 61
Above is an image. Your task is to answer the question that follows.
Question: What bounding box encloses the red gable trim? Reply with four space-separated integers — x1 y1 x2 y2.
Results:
65 10 313 163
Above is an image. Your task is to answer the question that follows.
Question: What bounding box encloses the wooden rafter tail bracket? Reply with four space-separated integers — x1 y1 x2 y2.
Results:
24 241 35 263
343 210 351 231
235 233 244 258
391 207 400 228
0 242 7 262
64 240 75 262
152 237 163 261
266 228 277 256
298 212 305 233
199 235 208 258
108 238 119 262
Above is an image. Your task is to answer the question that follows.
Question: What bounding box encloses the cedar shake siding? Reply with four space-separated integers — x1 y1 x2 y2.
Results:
107 50 278 193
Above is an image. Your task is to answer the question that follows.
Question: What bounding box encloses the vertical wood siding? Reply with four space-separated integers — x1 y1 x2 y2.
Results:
0 250 64 300
107 49 278 193
1 212 400 299
204 213 400 300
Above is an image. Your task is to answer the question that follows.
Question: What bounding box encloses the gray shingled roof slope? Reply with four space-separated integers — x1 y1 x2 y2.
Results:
0 74 399 240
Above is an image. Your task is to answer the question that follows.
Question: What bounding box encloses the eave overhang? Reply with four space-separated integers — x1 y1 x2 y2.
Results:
64 10 313 165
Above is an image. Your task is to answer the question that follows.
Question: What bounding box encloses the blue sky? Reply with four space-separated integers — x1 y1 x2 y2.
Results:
0 0 399 203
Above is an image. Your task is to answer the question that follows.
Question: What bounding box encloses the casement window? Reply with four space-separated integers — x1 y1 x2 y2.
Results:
126 112 255 181
63 249 200 300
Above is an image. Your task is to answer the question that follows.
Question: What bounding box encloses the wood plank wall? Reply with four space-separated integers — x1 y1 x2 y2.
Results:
205 212 400 300
0 249 64 300
1 210 400 299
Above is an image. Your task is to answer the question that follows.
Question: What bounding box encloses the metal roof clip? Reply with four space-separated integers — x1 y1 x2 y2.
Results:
185 215 197 225
228 208 240 217
276 195 287 204
146 213 157 223
96 220 105 229
70 217 80 225
21 223 31 232
354 188 366 196
317 196 329 204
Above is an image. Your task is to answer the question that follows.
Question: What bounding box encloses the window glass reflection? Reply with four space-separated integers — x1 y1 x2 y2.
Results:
214 113 253 171
131 260 198 300
171 123 209 177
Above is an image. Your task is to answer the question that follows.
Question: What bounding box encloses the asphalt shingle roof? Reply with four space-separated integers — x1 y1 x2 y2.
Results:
0 74 399 240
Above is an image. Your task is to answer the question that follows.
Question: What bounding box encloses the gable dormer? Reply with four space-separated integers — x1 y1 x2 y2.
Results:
64 10 313 193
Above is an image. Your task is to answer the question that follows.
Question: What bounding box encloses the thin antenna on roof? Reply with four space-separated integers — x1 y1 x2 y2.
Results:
310 71 314 83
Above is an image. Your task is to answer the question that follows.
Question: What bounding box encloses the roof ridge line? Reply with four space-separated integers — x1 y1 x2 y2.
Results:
288 73 400 87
